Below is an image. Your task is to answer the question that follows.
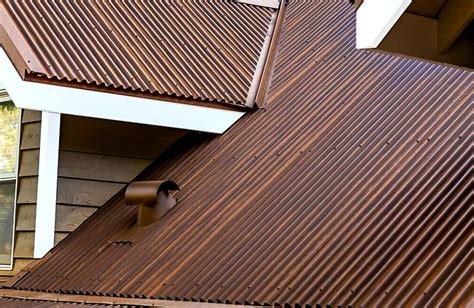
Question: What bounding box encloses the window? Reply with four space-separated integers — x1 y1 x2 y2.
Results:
0 91 19 268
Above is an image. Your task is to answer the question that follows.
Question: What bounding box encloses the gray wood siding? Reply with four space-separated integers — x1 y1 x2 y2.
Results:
54 115 186 240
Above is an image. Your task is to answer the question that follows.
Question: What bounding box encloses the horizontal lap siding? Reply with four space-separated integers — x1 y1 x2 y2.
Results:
54 115 187 239
1 110 42 277
2 111 186 279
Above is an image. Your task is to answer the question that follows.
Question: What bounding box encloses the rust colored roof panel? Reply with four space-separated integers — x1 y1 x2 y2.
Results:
11 1 473 307
0 297 110 307
0 0 275 106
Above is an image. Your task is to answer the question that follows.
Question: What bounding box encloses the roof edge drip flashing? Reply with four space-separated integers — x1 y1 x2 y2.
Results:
245 4 280 107
234 0 280 9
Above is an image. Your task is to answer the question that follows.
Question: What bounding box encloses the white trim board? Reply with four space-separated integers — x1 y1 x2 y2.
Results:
34 111 61 258
0 48 244 134
235 0 280 9
356 0 412 49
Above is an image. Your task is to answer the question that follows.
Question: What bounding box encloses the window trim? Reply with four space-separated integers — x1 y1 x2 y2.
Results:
0 107 21 270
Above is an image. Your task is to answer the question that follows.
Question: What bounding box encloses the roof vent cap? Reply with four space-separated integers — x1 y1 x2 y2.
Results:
125 180 180 227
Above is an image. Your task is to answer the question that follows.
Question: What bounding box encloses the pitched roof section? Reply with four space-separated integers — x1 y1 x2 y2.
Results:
10 1 473 307
0 0 277 107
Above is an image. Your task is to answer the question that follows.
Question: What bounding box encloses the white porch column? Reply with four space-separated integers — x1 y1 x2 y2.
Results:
34 111 61 258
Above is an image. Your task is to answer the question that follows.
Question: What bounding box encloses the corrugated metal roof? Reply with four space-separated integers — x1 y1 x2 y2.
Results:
11 1 474 307
0 0 275 107
0 289 254 307
0 297 110 307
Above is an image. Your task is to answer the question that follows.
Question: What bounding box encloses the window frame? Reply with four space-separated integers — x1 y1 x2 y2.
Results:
0 105 21 270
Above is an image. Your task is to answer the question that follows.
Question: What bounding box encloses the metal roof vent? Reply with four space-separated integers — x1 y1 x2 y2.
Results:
125 180 180 227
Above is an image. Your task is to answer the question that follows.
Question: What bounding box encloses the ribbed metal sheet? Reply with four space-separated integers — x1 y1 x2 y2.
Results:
1 0 274 106
12 1 473 307
0 297 110 307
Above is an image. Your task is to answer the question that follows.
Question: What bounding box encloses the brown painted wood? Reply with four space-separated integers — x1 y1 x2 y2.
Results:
407 0 447 18
438 0 474 53
58 151 151 183
18 149 39 177
56 178 124 207
379 12 474 68
12 232 34 259
55 205 98 233
60 115 186 159
16 177 38 204
15 204 36 231
21 110 41 124
19 122 41 150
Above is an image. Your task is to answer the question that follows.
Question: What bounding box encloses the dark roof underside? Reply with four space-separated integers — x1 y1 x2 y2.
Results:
1 0 274 106
12 1 473 307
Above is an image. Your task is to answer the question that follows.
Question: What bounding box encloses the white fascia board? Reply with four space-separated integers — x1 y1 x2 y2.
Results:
235 0 280 9
0 48 244 134
34 111 60 258
356 0 412 49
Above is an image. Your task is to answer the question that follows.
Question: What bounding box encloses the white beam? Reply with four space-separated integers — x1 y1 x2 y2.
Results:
356 0 412 49
0 48 244 134
34 111 60 258
235 0 280 9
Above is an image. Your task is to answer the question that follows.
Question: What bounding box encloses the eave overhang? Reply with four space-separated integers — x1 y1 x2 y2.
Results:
0 47 244 134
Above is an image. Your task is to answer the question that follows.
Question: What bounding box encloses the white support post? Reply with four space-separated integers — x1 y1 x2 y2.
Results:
33 111 61 258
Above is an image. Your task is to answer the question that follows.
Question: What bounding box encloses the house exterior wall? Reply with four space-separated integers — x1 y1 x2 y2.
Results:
3 110 41 278
53 115 187 242
0 111 187 279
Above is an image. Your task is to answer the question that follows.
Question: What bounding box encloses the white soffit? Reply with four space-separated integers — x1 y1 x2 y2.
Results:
0 48 244 134
356 0 412 49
